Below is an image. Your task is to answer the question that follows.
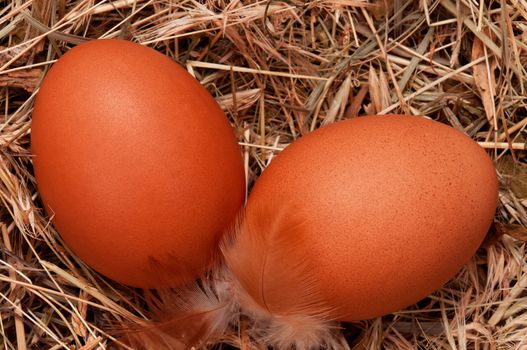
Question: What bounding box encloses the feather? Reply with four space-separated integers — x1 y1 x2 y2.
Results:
115 204 344 349
221 204 343 349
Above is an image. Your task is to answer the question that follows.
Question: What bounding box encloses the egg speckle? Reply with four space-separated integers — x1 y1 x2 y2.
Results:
31 39 245 288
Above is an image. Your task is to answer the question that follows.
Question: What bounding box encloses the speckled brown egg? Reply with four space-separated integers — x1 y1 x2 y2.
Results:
31 39 245 288
234 115 498 321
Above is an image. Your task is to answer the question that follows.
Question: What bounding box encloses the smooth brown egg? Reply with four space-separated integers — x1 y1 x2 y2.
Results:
232 115 498 321
31 39 245 288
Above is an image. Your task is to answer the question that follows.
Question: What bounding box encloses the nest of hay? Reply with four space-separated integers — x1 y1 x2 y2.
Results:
1 0 526 349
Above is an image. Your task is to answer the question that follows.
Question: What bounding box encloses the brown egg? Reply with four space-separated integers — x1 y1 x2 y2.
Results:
31 39 245 288
233 115 498 321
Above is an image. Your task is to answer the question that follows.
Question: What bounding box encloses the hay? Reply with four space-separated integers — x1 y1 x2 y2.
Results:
0 0 526 349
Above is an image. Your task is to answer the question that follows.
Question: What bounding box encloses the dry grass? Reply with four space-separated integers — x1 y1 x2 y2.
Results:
0 0 526 349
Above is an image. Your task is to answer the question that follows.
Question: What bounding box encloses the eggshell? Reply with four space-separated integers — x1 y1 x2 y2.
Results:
31 39 245 288
238 115 498 321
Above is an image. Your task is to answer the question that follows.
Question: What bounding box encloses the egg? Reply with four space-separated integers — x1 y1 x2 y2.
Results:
229 115 498 321
31 39 245 288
